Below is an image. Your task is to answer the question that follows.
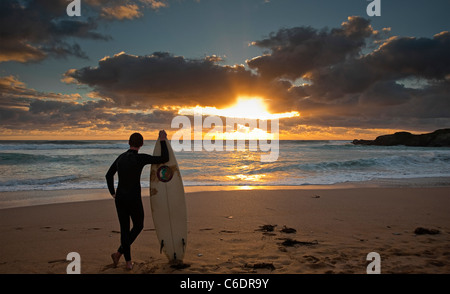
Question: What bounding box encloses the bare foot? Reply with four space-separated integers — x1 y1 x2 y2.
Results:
111 252 121 267
126 261 134 270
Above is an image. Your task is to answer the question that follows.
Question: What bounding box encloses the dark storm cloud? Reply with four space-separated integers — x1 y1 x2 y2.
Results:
64 16 450 132
366 32 450 80
65 52 260 107
0 0 173 63
249 18 450 131
247 16 378 80
289 80 450 131
2 14 449 134
0 76 175 132
0 97 176 132
0 0 111 62
295 30 450 104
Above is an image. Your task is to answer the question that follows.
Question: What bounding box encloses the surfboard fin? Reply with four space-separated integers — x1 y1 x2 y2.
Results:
160 240 164 254
182 238 186 252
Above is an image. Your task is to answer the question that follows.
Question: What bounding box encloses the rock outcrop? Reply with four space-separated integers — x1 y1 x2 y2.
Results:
352 129 450 147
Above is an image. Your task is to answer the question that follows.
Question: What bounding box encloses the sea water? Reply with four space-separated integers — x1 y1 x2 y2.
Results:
1 140 450 193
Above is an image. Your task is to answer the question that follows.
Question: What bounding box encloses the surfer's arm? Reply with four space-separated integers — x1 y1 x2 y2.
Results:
105 159 117 196
159 140 169 163
143 140 169 164
156 130 169 163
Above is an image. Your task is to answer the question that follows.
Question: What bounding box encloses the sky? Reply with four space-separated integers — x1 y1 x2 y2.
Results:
0 0 449 140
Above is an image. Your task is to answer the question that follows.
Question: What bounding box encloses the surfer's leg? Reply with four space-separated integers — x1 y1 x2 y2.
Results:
118 219 132 261
128 199 144 245
115 199 132 261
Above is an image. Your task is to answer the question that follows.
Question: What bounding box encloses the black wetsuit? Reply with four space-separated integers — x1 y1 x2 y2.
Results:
105 141 169 261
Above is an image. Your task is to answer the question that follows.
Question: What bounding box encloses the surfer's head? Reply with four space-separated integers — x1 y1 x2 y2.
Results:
129 132 144 148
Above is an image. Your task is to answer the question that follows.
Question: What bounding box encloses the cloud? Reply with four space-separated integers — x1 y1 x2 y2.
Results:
0 39 47 63
367 31 450 80
0 75 175 135
0 0 170 63
0 0 110 63
295 30 450 104
64 52 261 108
244 17 450 131
3 15 449 137
63 16 450 133
247 16 378 80
140 0 168 10
101 4 142 20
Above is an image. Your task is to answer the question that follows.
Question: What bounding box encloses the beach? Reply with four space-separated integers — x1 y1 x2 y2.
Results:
1 186 449 274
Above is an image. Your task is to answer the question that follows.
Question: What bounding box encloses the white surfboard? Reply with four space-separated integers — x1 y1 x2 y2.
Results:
150 138 187 263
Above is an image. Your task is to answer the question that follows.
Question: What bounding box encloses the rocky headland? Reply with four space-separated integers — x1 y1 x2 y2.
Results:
352 129 450 147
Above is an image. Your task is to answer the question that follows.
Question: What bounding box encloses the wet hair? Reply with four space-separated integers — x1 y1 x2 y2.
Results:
129 132 144 148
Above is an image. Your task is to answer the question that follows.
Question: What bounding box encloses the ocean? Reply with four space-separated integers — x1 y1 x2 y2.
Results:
1 140 450 193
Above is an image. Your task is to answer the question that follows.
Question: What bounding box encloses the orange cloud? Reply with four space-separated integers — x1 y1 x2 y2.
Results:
0 40 46 63
140 0 168 10
101 4 142 20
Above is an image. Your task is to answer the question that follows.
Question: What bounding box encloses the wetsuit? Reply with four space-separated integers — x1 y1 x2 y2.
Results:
105 141 169 261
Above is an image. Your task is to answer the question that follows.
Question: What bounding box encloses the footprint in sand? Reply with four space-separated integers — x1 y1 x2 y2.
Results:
427 259 445 267
244 262 276 271
278 238 318 247
256 224 277 232
303 255 320 263
48 259 68 264
280 226 297 234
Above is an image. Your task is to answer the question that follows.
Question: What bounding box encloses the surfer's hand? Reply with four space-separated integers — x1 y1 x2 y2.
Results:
159 130 167 141
111 194 116 199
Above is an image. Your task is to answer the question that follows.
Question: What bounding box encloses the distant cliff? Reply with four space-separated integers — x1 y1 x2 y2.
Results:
352 129 450 147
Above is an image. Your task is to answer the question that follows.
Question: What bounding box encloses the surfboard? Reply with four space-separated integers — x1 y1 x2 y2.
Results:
150 138 187 264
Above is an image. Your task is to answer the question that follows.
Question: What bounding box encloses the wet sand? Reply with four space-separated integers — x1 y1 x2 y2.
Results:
0 187 449 274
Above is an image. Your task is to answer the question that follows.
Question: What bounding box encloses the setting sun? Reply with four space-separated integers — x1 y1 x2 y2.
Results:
178 97 300 120
175 96 299 141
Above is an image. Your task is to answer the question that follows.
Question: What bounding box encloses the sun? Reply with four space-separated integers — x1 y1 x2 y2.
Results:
176 96 300 141
219 97 272 119
179 96 300 120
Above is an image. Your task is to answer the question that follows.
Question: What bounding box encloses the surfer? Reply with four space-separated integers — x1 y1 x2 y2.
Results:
106 131 169 270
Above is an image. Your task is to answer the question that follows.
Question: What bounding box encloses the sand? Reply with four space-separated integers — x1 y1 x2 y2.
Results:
0 187 449 274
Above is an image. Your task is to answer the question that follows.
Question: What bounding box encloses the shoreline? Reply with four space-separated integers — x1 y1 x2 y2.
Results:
1 176 450 210
0 186 449 274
